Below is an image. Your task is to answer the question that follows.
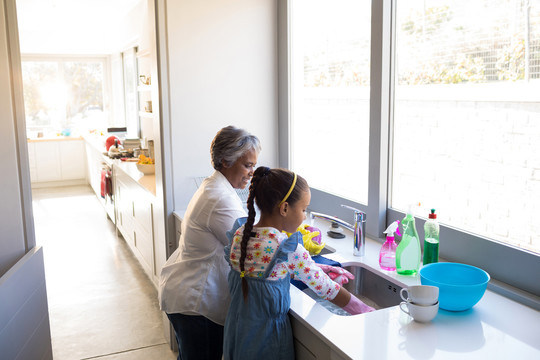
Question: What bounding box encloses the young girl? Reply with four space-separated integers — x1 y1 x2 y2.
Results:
223 167 374 359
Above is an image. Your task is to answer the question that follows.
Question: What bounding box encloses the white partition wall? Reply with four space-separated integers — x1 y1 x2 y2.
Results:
0 0 52 358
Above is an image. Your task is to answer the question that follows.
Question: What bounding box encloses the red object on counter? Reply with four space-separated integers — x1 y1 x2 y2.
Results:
105 136 121 151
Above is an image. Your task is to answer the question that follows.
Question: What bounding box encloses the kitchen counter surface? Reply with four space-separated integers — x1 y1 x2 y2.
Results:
27 135 83 142
113 160 156 196
84 135 156 196
290 217 540 359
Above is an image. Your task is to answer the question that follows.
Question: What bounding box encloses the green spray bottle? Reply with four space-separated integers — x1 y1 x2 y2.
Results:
396 204 421 275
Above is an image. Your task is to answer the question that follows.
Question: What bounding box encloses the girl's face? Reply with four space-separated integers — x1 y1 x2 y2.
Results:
282 189 311 233
221 148 258 189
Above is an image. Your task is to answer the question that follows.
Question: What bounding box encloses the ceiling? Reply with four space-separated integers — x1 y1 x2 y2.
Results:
16 0 143 55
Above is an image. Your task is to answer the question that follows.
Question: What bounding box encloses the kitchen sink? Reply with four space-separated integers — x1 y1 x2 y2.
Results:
317 244 336 256
300 263 404 316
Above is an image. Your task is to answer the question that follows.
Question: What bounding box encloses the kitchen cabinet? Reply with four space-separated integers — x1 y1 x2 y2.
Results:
115 173 135 247
84 138 115 222
59 140 86 180
85 140 105 197
28 138 86 185
114 166 157 283
291 316 346 360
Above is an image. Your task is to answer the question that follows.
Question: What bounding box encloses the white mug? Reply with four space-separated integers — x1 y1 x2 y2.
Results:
400 285 439 306
400 301 439 323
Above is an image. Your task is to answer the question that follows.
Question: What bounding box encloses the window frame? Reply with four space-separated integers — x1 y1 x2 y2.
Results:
278 0 540 308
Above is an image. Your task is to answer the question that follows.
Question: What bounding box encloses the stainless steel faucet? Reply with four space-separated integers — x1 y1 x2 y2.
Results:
310 205 367 257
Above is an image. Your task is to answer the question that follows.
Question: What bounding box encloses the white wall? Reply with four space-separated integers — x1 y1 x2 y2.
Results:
1 0 52 357
1 0 26 276
165 0 279 209
16 0 144 54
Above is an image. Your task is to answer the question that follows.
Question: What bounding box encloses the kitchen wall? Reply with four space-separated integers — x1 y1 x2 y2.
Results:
165 0 279 209
0 7 27 276
1 0 52 356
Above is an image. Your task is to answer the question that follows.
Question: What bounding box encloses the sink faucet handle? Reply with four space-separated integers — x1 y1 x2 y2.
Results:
341 204 366 220
341 204 361 213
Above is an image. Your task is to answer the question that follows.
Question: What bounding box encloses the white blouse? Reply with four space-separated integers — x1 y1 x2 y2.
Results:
158 171 246 325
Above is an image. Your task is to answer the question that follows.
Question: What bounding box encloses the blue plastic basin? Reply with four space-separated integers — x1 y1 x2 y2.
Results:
420 262 490 311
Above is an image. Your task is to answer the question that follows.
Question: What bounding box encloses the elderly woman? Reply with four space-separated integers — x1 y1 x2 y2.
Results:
159 126 261 360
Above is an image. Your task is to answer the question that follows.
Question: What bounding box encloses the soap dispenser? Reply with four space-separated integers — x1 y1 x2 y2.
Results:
396 204 421 275
379 220 401 271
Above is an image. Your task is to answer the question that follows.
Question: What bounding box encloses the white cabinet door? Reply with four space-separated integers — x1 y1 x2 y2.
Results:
34 141 61 182
59 140 86 180
30 139 87 183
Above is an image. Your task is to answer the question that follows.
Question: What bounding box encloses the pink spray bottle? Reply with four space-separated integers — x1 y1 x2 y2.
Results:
379 220 401 271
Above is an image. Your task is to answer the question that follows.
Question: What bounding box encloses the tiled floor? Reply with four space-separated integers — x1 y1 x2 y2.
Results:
32 185 177 360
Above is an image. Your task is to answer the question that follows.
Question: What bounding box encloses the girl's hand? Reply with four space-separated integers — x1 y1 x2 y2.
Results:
318 264 354 285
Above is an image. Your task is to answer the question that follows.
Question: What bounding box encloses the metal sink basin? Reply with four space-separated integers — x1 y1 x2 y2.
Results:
300 263 404 316
316 244 336 256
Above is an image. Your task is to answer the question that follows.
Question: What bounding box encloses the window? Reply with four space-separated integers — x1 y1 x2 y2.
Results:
393 0 540 254
21 56 108 137
283 0 540 302
289 0 372 204
122 48 139 139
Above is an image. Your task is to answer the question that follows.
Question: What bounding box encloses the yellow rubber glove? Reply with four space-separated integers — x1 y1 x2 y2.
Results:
285 224 325 256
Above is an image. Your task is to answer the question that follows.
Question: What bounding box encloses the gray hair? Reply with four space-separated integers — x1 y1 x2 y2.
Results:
210 126 261 170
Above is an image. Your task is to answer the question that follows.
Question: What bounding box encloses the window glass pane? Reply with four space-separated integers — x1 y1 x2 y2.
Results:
64 61 105 132
21 58 107 137
393 0 540 254
123 49 139 138
290 0 371 204
22 61 60 134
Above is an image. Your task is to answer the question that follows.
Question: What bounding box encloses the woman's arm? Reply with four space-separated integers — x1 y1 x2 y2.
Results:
208 194 246 246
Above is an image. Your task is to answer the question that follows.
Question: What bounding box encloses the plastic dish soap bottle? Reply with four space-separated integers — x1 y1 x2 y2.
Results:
396 204 421 275
423 209 439 265
379 220 401 271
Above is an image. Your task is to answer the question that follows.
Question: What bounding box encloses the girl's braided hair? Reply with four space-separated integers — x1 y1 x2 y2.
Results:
239 167 308 302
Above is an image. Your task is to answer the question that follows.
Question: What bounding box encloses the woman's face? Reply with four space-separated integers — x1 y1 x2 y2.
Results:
221 148 258 189
282 189 311 234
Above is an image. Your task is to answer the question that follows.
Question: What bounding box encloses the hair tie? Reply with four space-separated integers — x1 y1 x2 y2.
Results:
262 167 270 176
279 172 297 206
240 271 245 278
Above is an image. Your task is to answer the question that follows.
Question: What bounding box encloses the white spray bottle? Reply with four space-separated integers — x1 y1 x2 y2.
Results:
379 220 401 271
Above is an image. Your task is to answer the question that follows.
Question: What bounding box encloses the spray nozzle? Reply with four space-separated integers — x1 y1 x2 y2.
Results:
383 220 401 237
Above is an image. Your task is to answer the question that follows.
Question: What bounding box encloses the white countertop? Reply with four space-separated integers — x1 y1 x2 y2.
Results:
113 160 156 196
83 135 156 196
289 217 540 359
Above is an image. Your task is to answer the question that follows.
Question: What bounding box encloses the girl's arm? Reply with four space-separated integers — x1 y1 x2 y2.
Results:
329 287 351 307
330 287 375 314
286 244 375 314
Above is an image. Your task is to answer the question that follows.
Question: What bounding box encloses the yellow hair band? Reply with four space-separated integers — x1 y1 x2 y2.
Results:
279 173 297 206
240 271 245 278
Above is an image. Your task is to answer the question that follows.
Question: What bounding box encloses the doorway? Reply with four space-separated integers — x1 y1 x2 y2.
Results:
14 0 174 357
